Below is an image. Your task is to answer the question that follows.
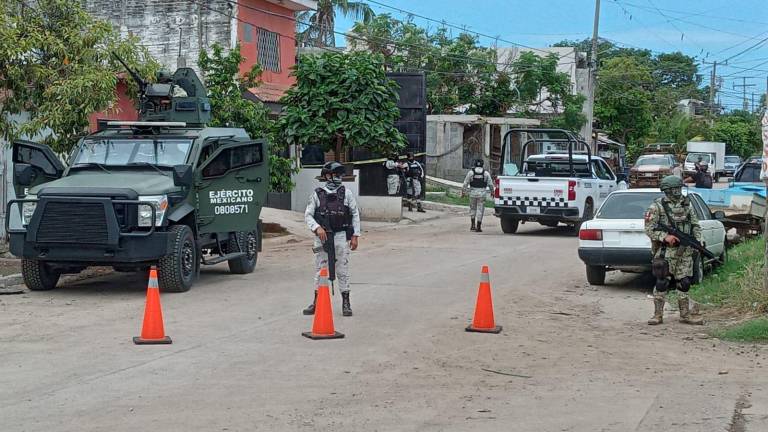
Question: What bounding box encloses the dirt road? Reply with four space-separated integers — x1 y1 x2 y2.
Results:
1 210 766 431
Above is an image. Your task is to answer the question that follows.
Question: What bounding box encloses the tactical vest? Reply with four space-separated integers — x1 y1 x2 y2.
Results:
695 171 713 188
314 186 351 233
469 167 487 188
384 160 398 176
406 161 422 178
657 197 693 235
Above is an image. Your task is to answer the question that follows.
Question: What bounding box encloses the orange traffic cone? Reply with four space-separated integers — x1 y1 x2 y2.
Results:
303 267 344 340
466 265 502 333
133 266 172 344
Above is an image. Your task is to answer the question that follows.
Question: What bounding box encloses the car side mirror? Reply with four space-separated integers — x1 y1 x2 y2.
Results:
713 210 726 220
173 164 193 187
14 163 36 186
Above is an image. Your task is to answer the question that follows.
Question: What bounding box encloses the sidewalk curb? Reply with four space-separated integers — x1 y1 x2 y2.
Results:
0 273 25 294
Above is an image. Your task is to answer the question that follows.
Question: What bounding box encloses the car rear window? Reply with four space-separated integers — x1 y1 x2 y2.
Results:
725 156 741 163
596 192 663 219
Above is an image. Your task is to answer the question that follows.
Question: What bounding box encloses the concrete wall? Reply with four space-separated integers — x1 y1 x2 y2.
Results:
426 121 469 182
84 0 235 74
290 168 401 221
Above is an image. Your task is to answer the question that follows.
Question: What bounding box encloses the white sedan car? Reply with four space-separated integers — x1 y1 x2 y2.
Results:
577 189 727 285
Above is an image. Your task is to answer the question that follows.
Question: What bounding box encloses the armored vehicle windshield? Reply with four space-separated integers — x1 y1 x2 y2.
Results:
73 138 193 167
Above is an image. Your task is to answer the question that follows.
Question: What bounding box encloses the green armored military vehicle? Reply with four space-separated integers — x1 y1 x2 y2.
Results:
7 61 269 292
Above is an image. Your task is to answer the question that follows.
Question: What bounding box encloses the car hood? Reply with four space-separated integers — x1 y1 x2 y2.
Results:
29 170 178 196
631 165 669 172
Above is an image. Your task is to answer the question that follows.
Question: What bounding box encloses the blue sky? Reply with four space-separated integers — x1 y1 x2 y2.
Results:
334 0 768 111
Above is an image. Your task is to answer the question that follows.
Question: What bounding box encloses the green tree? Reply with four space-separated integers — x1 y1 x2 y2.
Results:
594 56 654 158
510 51 586 132
709 111 762 157
279 51 407 160
198 43 295 193
0 0 159 153
298 0 374 47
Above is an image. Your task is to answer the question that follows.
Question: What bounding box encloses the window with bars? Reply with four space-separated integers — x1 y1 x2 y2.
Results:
257 28 280 72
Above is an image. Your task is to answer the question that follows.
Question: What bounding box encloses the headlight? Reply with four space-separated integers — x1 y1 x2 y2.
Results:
22 196 37 226
138 195 169 227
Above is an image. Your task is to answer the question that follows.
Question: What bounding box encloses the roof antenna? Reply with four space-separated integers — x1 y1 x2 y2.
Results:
177 27 186 68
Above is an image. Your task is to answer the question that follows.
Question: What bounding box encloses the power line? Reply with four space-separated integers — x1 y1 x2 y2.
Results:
610 0 681 52
620 1 768 26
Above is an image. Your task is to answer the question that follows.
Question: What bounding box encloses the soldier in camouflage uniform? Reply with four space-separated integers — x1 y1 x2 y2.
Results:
644 175 703 325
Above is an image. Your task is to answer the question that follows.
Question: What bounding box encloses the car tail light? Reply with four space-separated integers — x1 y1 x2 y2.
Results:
579 229 602 241
568 180 576 200
494 178 500 198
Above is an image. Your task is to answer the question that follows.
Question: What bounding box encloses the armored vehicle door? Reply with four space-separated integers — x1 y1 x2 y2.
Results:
12 140 65 198
196 138 268 234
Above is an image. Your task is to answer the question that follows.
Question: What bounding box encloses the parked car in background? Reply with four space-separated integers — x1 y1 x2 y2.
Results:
733 158 762 183
577 189 727 285
724 155 742 176
628 154 679 188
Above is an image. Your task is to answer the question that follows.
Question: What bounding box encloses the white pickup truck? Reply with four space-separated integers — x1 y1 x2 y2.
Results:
494 129 620 233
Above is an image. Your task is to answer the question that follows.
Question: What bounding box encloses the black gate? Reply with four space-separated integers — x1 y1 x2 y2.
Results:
352 72 427 196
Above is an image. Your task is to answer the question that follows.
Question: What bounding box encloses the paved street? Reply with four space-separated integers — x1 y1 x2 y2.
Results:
1 209 767 431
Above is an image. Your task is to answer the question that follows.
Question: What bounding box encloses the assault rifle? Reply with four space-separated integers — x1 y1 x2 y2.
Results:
314 216 337 294
657 222 720 262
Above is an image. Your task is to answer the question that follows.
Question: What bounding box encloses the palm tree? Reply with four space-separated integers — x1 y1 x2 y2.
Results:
298 0 374 48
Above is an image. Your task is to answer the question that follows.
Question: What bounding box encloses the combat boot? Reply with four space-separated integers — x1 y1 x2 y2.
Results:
647 294 665 325
302 290 317 315
476 222 482 232
417 202 426 213
407 201 413 212
341 291 353 316
471 218 476 231
678 296 703 325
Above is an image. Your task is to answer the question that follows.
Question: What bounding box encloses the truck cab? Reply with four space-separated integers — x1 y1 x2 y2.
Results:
7 66 269 292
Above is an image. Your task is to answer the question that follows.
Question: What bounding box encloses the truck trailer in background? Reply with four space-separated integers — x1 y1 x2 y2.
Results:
684 141 726 181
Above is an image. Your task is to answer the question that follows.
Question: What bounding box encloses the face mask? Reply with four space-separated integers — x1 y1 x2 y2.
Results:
665 187 683 200
326 175 343 189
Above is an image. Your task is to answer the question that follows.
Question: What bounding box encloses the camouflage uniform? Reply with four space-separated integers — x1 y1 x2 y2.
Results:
644 176 703 325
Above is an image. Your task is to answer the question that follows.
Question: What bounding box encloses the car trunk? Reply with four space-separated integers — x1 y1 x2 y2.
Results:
595 219 650 249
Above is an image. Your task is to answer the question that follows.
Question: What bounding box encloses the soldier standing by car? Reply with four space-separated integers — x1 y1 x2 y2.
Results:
303 162 361 317
461 159 495 232
644 175 703 325
404 152 425 212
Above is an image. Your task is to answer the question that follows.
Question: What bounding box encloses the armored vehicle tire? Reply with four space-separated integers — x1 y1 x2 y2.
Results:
158 225 198 293
586 265 606 285
228 231 258 274
21 259 61 291
500 217 519 234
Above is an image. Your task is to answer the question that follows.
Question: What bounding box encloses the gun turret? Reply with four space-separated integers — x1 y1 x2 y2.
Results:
112 52 211 126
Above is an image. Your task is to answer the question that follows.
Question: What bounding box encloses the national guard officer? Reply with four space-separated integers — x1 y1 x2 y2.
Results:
644 175 703 325
303 162 361 317
461 159 495 232
404 151 425 212
384 153 405 196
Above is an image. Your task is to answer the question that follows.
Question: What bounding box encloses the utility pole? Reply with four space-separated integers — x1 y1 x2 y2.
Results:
733 77 755 112
752 92 756 112
585 0 601 153
708 61 717 115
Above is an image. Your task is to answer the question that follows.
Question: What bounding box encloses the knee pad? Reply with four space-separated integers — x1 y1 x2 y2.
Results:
655 277 670 292
678 277 691 292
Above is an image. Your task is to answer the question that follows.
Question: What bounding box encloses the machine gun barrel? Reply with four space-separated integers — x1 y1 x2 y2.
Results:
657 222 719 262
111 52 147 93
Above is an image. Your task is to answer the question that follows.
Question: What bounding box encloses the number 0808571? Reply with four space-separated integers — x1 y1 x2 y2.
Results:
214 205 248 215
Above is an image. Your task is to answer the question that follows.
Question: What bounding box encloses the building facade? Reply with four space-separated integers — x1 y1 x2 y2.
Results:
85 0 316 126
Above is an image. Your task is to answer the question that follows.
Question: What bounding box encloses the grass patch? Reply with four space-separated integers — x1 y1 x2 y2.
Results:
690 238 768 313
689 238 768 342
424 186 494 207
715 318 768 343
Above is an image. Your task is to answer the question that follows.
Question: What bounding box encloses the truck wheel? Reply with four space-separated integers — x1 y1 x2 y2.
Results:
572 200 594 235
500 217 519 234
21 259 61 291
228 230 258 274
158 225 197 293
586 265 606 285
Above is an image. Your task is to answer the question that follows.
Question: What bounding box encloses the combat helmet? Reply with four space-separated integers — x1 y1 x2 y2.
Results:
659 175 683 191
